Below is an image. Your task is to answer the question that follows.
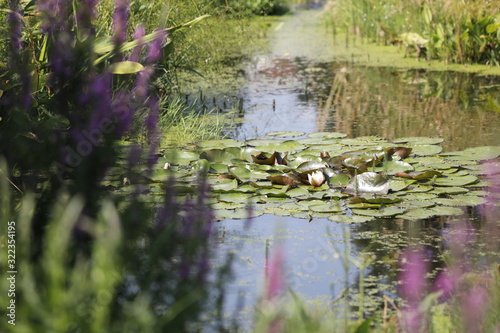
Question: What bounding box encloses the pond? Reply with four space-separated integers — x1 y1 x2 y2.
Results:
181 5 500 330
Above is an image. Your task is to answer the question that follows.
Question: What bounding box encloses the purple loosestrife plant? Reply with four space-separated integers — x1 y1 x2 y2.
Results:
398 246 429 333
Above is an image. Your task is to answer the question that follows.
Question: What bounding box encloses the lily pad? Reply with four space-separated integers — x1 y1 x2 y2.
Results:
344 172 390 195
434 175 478 187
328 215 375 223
399 206 464 220
374 160 414 175
440 146 500 160
266 131 305 138
352 206 405 217
393 137 444 145
309 202 343 213
410 145 443 156
197 139 244 149
307 132 347 139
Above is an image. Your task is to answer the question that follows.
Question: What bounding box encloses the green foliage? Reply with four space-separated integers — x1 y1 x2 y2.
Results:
326 0 500 65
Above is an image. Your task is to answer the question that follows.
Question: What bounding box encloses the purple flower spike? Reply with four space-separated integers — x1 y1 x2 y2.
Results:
399 248 428 303
265 246 286 301
434 267 461 300
112 0 129 47
129 25 146 62
399 247 429 333
463 285 489 333
147 30 167 64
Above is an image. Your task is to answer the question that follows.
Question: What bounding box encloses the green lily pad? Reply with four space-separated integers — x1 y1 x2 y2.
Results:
329 174 351 187
200 149 236 163
399 206 464 220
328 215 374 223
286 187 311 198
296 161 327 173
434 195 486 206
218 192 259 204
163 150 199 165
410 145 443 156
197 139 244 149
229 166 268 182
374 160 414 175
255 140 306 153
344 172 390 195
209 163 229 174
266 131 305 138
214 207 264 220
211 178 238 192
434 175 478 187
307 132 347 139
352 206 405 217
309 202 343 213
393 137 445 145
440 146 500 160
389 179 416 192
430 186 469 195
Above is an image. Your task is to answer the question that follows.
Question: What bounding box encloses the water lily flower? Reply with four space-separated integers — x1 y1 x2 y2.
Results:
307 170 325 186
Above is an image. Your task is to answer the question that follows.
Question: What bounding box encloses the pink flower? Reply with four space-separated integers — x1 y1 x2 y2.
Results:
265 246 285 302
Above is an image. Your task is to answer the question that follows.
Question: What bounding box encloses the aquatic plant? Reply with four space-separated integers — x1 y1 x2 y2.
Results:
154 132 499 222
325 0 500 65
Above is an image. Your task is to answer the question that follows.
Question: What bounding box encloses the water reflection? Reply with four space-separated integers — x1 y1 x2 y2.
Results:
215 215 353 328
200 6 500 329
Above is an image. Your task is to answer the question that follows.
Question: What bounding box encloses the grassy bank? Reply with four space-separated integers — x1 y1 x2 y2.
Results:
325 0 500 66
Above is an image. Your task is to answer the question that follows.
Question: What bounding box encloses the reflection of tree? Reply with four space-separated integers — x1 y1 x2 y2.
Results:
312 66 500 151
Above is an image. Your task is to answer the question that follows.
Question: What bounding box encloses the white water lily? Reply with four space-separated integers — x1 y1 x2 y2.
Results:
307 170 325 187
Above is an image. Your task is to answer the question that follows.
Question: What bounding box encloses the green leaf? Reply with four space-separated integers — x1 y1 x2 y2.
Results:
94 15 209 65
353 206 405 217
344 172 390 195
328 215 374 223
309 202 342 213
434 175 477 187
108 61 144 74
266 131 305 138
393 137 444 145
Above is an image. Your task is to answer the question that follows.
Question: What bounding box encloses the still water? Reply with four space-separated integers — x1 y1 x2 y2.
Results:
202 6 500 329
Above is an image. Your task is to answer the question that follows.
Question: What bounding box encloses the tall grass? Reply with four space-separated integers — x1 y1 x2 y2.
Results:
325 0 500 65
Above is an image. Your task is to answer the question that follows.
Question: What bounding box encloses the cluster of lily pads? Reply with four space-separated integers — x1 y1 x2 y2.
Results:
149 131 500 223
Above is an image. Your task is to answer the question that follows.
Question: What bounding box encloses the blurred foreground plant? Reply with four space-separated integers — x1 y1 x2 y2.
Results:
0 157 228 332
396 159 500 333
0 0 231 331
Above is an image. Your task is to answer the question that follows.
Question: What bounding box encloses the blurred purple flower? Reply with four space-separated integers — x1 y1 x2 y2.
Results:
129 25 146 62
146 30 167 64
399 248 428 302
265 246 286 301
434 267 461 300
112 0 129 47
126 144 142 168
134 67 153 101
463 285 489 333
75 0 98 32
38 0 68 32
8 1 22 52
480 161 500 207
112 91 133 135
399 247 428 332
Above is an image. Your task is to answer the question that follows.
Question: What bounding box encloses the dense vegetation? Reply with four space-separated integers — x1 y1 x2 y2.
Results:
327 0 500 65
0 0 499 332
